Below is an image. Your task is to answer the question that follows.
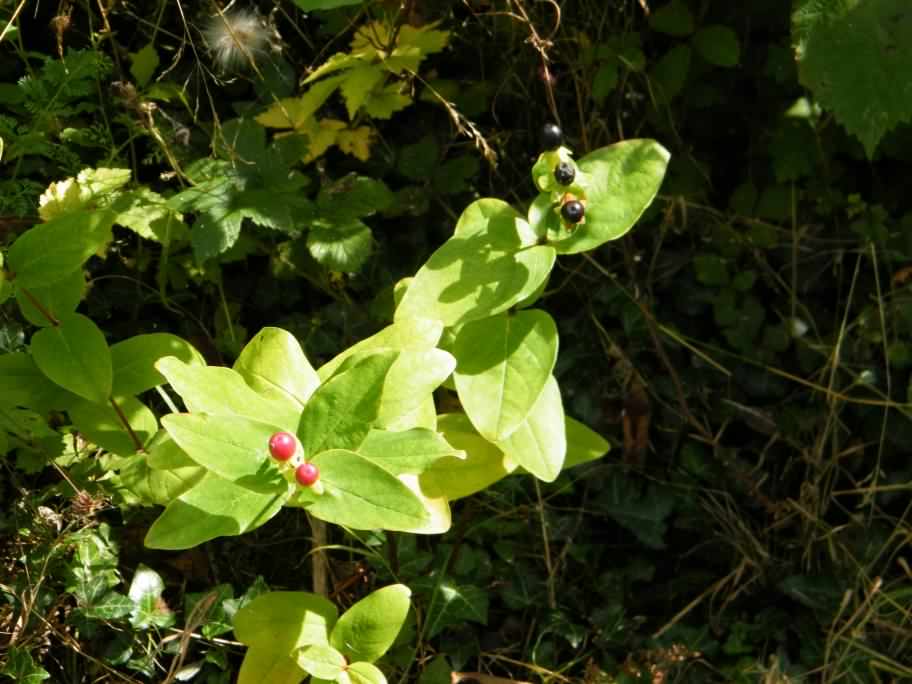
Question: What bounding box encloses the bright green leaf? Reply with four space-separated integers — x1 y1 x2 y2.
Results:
340 65 386 119
237 647 306 684
111 333 204 397
376 349 455 428
144 472 289 549
453 310 558 441
307 221 374 272
420 413 514 500
68 395 157 456
295 644 347 680
156 357 301 429
31 313 112 403
130 43 159 87
330 584 411 663
358 428 464 475
563 417 611 469
15 267 85 327
128 564 174 629
234 327 320 408
235 591 338 652
162 413 289 493
7 210 114 287
495 375 565 482
293 449 432 531
297 352 398 456
115 188 189 244
348 662 387 684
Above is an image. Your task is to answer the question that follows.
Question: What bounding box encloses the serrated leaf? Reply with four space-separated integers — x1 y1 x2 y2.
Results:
115 188 189 244
257 75 348 129
330 585 411 663
792 0 912 157
336 126 374 160
15 267 84 327
317 175 394 223
693 25 740 67
111 333 204 397
363 83 411 119
144 472 289 549
307 221 374 272
31 313 112 403
130 43 159 87
453 310 558 441
340 65 386 119
8 210 114 287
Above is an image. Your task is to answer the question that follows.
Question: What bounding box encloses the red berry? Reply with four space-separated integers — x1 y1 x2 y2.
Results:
268 432 297 461
295 462 320 487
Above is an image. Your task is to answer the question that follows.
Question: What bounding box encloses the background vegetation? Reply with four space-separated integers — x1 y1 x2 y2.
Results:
2 0 912 682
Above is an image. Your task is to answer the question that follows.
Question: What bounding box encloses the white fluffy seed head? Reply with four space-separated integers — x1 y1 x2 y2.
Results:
202 9 271 73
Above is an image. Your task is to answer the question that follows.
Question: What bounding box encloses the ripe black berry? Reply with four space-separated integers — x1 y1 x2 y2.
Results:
561 200 585 224
553 161 575 185
541 123 562 150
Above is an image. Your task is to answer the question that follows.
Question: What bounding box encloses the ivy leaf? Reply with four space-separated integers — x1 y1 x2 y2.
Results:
128 564 174 629
1 646 51 683
792 0 912 157
596 471 675 549
413 579 488 639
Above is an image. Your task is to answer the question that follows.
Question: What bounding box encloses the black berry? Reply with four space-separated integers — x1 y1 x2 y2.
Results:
553 161 575 185
541 123 562 150
561 200 585 224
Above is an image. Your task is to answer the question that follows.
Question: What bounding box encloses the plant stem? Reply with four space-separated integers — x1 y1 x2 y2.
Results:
109 397 145 453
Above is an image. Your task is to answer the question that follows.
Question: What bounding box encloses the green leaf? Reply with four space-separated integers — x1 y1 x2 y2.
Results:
540 140 670 254
31 313 112 403
68 396 158 456
649 43 691 104
693 25 740 67
293 449 432 531
307 221 374 272
317 318 443 380
316 174 394 223
111 333 204 397
363 83 411 119
14 267 85 327
128 564 174 629
7 210 114 287
0 352 73 411
375 349 456 428
1 646 50 683
648 0 695 36
396 199 555 327
340 65 386 119
233 327 320 408
237 648 306 684
235 590 338 652
295 644 347 680
359 428 464 475
111 449 205 506
162 413 289 493
129 43 159 88
792 0 912 157
156 357 301 429
397 136 439 181
592 62 619 102
495 375 565 482
420 413 514 500
453 310 558 441
297 351 398 456
144 472 289 549
330 584 411 663
417 580 488 639
115 188 189 244
348 662 387 684
563 417 611 469
597 471 675 549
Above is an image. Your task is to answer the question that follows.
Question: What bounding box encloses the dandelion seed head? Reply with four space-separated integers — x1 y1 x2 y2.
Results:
203 9 270 72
